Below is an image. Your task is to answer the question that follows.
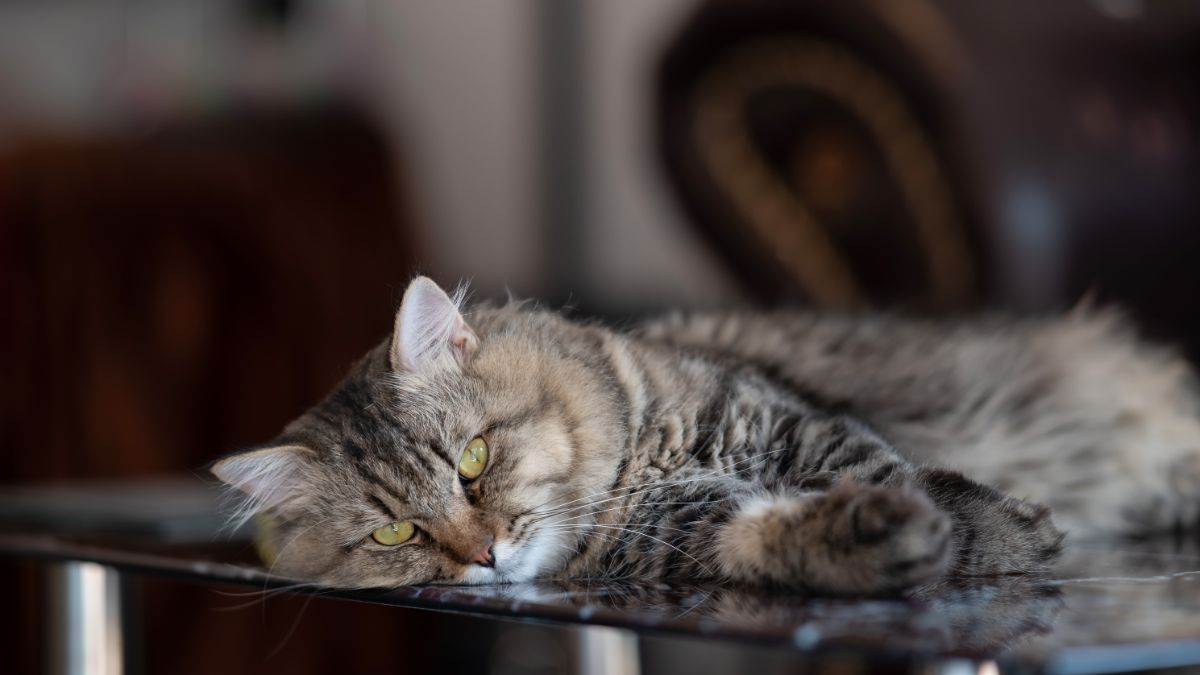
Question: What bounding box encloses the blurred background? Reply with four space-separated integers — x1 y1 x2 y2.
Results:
3 0 1200 673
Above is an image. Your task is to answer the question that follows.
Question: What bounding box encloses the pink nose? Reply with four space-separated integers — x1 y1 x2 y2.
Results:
471 543 495 568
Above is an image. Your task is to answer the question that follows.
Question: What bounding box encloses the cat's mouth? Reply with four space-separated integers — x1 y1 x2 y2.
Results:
455 529 558 584
459 564 502 584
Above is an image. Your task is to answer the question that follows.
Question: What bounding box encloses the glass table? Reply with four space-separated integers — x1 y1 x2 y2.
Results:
4 477 1200 675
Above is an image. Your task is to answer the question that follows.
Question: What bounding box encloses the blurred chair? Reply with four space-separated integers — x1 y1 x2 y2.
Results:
1 105 411 480
0 104 421 674
657 0 1200 361
658 0 982 310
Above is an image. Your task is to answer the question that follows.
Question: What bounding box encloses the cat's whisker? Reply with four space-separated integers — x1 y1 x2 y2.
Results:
265 588 330 660
256 517 338 607
211 581 328 611
533 444 786 517
212 588 319 613
530 476 720 522
539 501 725 532
528 452 781 523
533 467 719 517
534 500 694 527
263 518 334 582
546 525 622 551
672 589 713 621
547 498 728 526
542 522 696 537
540 540 585 565
545 523 714 575
210 584 317 599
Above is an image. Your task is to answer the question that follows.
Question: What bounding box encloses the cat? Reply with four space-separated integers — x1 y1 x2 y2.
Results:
211 276 1200 594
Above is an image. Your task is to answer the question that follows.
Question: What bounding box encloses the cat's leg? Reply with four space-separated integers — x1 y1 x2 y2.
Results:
718 479 956 593
768 413 1064 578
599 413 1062 592
600 474 953 594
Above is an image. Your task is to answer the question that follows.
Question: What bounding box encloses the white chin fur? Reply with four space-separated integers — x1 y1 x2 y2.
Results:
496 526 572 583
458 565 498 584
454 524 573 585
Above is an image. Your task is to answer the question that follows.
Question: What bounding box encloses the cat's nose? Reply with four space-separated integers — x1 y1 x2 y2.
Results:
471 543 495 568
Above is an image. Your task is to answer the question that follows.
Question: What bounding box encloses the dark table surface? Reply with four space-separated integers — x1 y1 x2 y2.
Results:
4 478 1200 674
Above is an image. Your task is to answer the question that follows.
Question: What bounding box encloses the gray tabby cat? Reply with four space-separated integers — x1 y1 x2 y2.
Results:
212 277 1200 594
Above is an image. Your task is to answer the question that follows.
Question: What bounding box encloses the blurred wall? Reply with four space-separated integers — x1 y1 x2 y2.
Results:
368 0 743 309
0 0 747 312
580 0 743 310
364 2 546 295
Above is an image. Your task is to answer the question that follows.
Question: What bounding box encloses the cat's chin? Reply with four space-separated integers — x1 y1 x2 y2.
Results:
454 548 542 585
458 565 503 585
504 527 577 582
456 561 539 585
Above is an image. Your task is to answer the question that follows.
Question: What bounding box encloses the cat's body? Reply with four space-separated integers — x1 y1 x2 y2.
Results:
212 278 1200 594
641 308 1200 539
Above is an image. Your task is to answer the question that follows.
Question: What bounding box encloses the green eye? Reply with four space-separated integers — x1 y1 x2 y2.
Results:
371 521 415 546
458 436 489 480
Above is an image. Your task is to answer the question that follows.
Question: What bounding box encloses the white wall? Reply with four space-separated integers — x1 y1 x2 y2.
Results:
579 0 744 309
361 2 544 295
367 0 742 308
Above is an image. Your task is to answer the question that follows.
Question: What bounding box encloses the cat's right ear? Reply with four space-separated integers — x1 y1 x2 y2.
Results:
210 444 314 516
391 276 478 373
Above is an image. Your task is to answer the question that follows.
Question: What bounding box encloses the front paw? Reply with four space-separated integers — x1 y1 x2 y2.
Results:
838 483 954 591
717 483 953 595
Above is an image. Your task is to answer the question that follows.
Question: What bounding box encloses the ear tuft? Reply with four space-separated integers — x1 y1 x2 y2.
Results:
391 276 478 372
211 444 313 525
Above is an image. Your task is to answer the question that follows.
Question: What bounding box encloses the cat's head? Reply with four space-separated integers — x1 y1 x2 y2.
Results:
211 277 625 587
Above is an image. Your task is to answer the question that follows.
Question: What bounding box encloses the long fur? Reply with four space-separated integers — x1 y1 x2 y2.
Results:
211 278 1200 594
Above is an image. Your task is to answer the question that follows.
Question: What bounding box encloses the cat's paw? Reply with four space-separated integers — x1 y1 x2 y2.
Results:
836 483 954 591
717 483 952 595
918 469 1064 576
986 497 1063 574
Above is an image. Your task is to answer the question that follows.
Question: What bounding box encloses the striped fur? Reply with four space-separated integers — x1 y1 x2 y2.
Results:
212 278 1200 594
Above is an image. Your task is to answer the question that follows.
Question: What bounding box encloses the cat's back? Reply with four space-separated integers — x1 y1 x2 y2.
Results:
636 307 1153 419
636 307 1200 536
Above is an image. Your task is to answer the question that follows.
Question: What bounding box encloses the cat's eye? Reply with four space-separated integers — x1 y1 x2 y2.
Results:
371 521 416 546
458 436 489 481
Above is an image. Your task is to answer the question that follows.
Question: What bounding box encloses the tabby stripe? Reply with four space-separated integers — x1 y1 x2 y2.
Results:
659 527 693 576
823 442 878 472
771 442 800 482
609 433 637 482
425 441 458 471
867 462 899 485
600 334 648 429
394 442 436 478
623 345 659 433
579 333 634 428
356 461 409 508
690 374 732 463
418 441 459 477
367 493 399 521
807 432 849 471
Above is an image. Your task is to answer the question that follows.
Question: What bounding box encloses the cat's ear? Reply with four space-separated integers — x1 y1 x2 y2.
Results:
391 276 478 372
211 444 314 515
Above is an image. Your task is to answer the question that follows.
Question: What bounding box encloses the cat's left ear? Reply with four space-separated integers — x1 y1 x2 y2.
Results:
391 276 478 373
210 444 315 517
